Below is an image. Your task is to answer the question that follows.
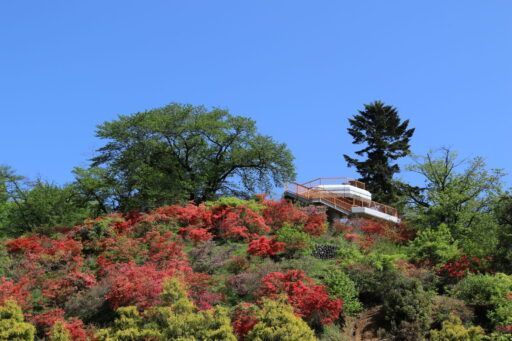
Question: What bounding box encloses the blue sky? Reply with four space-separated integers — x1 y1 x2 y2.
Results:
1 1 511 191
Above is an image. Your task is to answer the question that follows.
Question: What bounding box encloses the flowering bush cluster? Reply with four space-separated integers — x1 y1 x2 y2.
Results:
0 198 340 340
437 255 489 280
3 194 500 340
247 236 285 256
259 270 343 325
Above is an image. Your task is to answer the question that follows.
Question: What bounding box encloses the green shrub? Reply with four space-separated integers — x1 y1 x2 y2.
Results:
380 272 433 341
205 197 264 212
49 321 71 341
408 224 460 266
276 224 313 258
451 273 512 307
63 280 114 324
280 256 334 281
319 323 348 341
323 270 362 316
364 251 407 271
451 273 512 329
77 216 119 242
336 238 363 266
344 264 383 305
95 306 161 341
0 243 13 278
431 296 474 329
245 298 318 341
0 300 35 341
430 314 484 341
482 333 512 341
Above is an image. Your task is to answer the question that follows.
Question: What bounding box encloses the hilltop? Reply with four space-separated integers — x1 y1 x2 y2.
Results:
0 196 511 340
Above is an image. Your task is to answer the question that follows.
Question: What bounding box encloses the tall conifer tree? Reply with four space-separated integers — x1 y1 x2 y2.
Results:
343 101 414 205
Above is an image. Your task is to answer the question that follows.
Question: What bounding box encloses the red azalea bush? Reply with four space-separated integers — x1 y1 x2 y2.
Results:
175 203 269 242
105 262 177 310
342 219 410 250
94 235 144 273
31 308 66 335
141 231 186 267
155 203 210 227
42 271 97 306
247 236 285 257
259 270 343 325
344 233 359 242
0 277 32 310
31 308 88 341
180 227 214 245
105 261 217 311
347 218 409 243
61 318 89 341
300 206 328 237
261 199 308 230
7 236 83 269
438 255 490 280
360 220 386 235
210 205 269 241
5 234 47 254
186 272 222 310
232 302 259 340
496 325 512 334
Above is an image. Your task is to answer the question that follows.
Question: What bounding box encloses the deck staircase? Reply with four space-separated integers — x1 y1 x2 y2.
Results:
284 178 400 223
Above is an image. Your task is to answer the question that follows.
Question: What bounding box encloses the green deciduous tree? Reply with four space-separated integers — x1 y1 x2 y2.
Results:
0 166 95 237
400 148 505 257
343 101 415 205
492 195 512 273
87 103 296 211
0 166 24 233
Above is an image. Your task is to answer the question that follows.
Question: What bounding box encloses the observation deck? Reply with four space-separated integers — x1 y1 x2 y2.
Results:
284 177 400 224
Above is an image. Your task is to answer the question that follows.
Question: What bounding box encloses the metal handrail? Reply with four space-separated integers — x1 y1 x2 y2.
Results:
284 182 354 211
300 177 366 190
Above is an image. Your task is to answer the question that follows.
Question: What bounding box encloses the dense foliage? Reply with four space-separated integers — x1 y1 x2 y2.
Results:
1 101 510 340
0 191 509 340
80 103 296 211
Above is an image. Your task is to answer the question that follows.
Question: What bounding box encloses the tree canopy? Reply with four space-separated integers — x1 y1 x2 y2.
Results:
401 148 505 257
343 101 415 205
85 103 296 211
0 166 94 236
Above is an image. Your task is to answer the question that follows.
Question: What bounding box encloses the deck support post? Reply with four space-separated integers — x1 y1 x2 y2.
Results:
326 208 343 227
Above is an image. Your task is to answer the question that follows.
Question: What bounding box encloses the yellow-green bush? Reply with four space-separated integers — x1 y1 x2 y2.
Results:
152 278 236 340
0 300 35 341
49 321 71 341
97 277 237 341
245 298 318 341
430 314 484 341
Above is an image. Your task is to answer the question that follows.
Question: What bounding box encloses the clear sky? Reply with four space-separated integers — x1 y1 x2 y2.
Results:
1 1 511 191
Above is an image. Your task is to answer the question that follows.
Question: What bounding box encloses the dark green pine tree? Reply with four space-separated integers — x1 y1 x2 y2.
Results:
343 101 415 205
